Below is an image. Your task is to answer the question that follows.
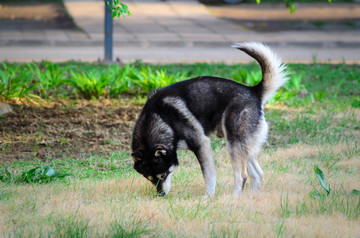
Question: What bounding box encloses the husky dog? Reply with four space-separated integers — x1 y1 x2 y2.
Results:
131 42 288 197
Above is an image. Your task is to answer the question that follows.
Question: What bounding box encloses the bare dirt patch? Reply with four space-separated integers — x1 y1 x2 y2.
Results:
0 100 141 162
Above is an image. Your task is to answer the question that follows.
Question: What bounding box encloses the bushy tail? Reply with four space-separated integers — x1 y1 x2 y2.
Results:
232 42 289 106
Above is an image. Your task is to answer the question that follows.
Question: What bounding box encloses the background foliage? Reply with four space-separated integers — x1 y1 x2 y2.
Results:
0 62 359 108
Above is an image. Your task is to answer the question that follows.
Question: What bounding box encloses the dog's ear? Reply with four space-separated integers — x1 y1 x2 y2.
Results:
131 151 142 163
154 146 166 158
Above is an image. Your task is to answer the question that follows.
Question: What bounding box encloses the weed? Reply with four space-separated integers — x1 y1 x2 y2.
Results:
305 189 360 220
232 68 261 86
67 71 111 99
314 165 331 195
0 165 72 184
109 218 154 237
274 218 286 238
108 64 135 97
0 63 39 100
53 216 91 238
278 194 291 219
130 66 186 94
34 61 67 98
344 142 359 159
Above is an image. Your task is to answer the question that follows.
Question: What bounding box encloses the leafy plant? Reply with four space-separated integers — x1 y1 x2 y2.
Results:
269 74 306 105
351 97 360 108
131 67 186 94
314 165 331 195
0 62 358 105
108 64 135 97
67 71 111 99
0 165 72 184
232 69 261 86
0 63 39 100
107 0 131 19
34 61 66 98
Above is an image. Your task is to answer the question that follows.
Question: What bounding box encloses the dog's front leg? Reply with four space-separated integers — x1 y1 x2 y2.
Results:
193 136 216 198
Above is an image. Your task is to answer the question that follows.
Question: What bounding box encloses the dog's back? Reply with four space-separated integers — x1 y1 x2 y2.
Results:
142 76 261 136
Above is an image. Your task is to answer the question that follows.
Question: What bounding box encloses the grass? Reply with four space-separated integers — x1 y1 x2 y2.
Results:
0 61 359 237
1 61 359 108
1 141 359 237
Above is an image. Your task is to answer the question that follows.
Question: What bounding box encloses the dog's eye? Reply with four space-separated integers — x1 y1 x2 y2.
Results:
156 173 166 180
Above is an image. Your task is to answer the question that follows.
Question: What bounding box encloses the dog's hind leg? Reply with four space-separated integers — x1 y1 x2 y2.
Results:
247 156 263 191
227 143 249 196
223 105 260 196
247 116 267 191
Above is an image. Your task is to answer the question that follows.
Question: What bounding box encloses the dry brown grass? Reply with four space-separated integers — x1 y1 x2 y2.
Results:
1 141 359 237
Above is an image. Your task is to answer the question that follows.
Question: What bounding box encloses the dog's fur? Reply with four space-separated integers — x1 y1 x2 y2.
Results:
131 42 289 197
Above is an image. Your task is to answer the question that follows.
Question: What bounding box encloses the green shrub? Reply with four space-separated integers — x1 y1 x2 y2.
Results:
0 165 72 184
0 63 39 100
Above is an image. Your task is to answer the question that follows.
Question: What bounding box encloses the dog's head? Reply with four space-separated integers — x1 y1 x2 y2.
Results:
132 145 178 196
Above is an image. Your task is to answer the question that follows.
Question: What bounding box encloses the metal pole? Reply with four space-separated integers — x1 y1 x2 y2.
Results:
104 0 113 62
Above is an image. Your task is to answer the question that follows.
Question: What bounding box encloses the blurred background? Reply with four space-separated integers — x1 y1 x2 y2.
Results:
0 0 359 63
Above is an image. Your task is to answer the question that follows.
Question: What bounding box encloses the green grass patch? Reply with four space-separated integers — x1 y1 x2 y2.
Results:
0 165 72 184
0 152 134 181
0 61 359 237
1 61 358 109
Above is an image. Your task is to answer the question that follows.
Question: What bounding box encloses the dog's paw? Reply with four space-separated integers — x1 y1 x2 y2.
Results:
233 190 243 197
201 195 210 200
157 192 166 197
201 192 215 200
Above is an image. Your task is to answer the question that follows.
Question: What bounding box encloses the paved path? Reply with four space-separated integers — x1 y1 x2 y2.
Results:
0 0 359 63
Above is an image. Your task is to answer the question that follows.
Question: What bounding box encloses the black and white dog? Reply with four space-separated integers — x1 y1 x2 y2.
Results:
131 42 288 197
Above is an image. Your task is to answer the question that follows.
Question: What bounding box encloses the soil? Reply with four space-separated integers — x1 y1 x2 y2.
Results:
0 100 142 162
0 2 78 31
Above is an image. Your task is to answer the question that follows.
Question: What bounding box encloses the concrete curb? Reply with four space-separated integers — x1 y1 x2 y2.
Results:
1 40 360 49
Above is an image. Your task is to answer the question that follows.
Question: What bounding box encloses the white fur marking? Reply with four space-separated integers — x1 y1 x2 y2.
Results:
168 165 177 173
232 42 289 106
247 158 262 191
161 171 174 195
163 97 204 134
177 140 188 150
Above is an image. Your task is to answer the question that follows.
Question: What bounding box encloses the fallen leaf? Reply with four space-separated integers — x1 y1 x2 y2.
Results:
36 148 47 159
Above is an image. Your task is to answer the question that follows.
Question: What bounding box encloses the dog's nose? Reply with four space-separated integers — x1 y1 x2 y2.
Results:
156 185 166 197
